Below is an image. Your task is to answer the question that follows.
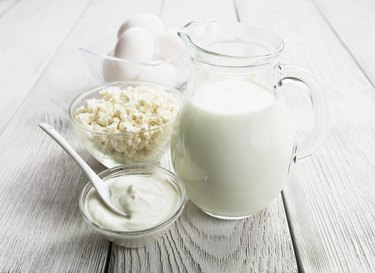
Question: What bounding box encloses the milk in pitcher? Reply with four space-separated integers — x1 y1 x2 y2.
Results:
171 79 294 218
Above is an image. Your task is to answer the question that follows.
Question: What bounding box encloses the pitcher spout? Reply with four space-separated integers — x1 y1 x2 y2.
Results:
177 21 201 48
177 21 284 67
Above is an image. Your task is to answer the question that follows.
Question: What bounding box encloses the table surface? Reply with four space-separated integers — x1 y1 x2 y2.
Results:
1 0 374 272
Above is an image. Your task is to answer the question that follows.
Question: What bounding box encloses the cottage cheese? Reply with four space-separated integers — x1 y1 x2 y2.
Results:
74 85 181 164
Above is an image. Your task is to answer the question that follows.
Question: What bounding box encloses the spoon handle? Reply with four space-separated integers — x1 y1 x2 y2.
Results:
38 123 110 200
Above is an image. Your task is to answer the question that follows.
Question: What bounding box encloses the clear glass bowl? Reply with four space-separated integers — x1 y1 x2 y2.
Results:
69 81 185 168
79 164 186 248
79 30 189 90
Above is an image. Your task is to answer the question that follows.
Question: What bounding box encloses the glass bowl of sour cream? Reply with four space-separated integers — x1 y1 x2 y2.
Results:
79 163 186 248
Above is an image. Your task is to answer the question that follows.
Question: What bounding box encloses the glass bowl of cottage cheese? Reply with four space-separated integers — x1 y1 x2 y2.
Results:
69 81 184 168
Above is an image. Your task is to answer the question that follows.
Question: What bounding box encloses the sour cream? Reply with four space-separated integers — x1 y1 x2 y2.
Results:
86 175 180 231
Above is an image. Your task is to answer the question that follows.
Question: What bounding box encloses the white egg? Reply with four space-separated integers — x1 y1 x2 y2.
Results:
152 48 161 60
103 60 135 82
137 64 178 87
156 29 185 60
102 51 134 82
117 13 165 39
114 27 154 79
102 51 119 82
115 27 154 61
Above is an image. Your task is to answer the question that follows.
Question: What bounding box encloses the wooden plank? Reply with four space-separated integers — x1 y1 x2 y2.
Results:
109 196 296 273
0 0 20 17
0 0 92 131
160 0 237 28
0 0 163 272
109 0 297 272
312 0 375 86
236 0 375 272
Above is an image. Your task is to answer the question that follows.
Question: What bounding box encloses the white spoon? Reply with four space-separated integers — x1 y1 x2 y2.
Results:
39 123 128 218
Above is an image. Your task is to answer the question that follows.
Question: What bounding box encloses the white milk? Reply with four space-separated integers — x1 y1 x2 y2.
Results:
171 80 294 218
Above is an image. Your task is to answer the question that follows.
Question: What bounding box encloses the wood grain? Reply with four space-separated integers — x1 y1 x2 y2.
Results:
160 0 237 28
312 0 375 86
0 111 109 273
109 0 297 273
108 157 296 273
236 0 375 272
0 0 163 272
0 0 92 131
0 0 20 17
109 199 296 273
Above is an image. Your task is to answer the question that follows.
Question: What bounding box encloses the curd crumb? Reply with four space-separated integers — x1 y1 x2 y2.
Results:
74 85 181 164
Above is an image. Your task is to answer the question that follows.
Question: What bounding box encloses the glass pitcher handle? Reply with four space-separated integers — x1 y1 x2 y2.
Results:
279 65 329 160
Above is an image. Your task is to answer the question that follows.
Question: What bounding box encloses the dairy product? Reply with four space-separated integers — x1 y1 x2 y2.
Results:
171 79 294 218
74 85 181 166
86 175 180 231
191 80 275 113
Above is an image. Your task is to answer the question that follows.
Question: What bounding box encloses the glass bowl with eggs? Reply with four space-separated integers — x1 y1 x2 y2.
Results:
79 13 189 90
69 81 185 168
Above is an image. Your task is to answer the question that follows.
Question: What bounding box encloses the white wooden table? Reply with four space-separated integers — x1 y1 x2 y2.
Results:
1 0 374 272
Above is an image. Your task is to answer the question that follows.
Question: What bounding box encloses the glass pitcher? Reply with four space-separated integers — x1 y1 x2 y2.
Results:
170 22 328 219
